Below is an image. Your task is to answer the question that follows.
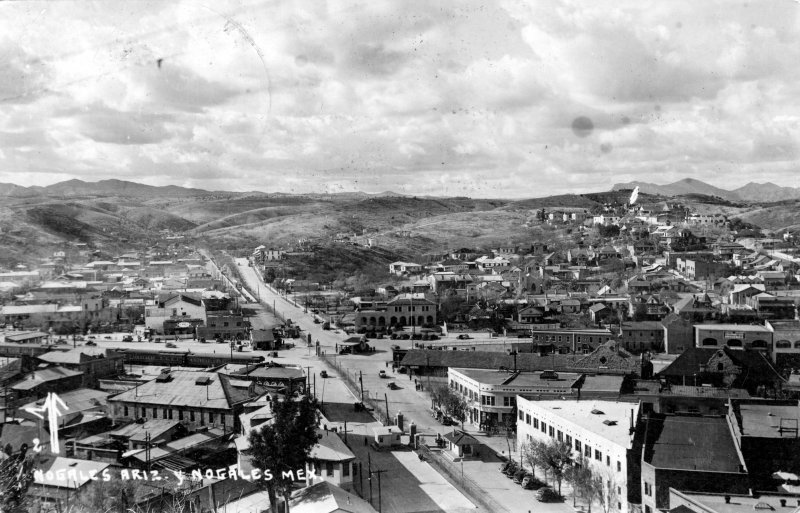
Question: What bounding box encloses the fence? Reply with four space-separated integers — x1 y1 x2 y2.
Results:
319 354 392 425
417 444 509 513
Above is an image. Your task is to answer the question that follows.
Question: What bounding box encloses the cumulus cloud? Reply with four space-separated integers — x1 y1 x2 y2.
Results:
1 0 800 197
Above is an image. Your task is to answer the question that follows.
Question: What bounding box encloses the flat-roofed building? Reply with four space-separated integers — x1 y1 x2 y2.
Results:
641 415 749 513
448 367 584 430
694 324 772 353
516 398 642 513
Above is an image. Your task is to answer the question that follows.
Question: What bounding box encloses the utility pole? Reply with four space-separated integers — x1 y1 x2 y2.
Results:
368 452 373 505
359 371 364 403
303 366 312 395
372 466 388 513
384 393 390 424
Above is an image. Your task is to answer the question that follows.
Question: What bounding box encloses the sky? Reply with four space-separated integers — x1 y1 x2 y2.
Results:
2 0 800 198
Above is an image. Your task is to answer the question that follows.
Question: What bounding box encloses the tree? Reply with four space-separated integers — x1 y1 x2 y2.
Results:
430 383 468 429
565 455 594 510
541 439 573 495
521 439 545 479
587 471 619 513
248 396 320 513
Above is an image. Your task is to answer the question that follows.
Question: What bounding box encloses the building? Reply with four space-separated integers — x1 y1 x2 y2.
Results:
727 400 800 492
388 261 423 275
28 456 110 510
657 347 785 395
36 348 124 388
641 415 749 513
371 426 402 448
528 328 613 354
228 362 307 395
669 490 800 513
694 324 772 353
447 367 623 431
621 322 666 353
661 314 694 354
11 366 84 400
144 294 206 335
290 481 377 513
306 428 357 492
516 398 642 513
108 369 258 432
354 294 437 328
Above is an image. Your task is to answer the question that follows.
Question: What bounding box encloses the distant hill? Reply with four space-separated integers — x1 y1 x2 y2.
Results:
730 182 800 202
612 178 800 203
612 178 735 200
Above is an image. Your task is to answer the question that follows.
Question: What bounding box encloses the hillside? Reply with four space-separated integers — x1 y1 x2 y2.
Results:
4 177 800 269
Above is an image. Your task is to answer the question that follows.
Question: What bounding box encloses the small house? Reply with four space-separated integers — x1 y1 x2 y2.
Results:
371 426 402 448
443 430 480 460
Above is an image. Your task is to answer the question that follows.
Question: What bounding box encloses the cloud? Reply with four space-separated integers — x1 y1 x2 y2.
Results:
0 0 800 197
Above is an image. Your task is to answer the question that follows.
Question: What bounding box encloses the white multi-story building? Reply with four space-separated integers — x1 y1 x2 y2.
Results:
516 398 641 513
448 368 582 431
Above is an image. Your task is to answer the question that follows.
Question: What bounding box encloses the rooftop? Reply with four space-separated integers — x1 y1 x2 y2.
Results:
452 368 581 389
309 429 356 462
674 491 800 513
644 415 743 472
34 457 110 489
519 398 639 448
737 402 800 438
108 370 253 410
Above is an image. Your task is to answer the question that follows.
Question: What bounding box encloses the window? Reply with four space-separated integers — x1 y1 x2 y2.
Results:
163 408 168 419
541 422 547 433
519 410 524 421
326 462 334 476
575 440 582 452
595 449 602 461
343 462 350 477
606 456 611 466
190 411 195 422
566 435 572 446
168 409 173 420
549 426 554 437
124 406 129 417
141 407 146 418
557 430 563 441
200 412 205 426
526 414 531 425
209 412 215 424
617 461 622 472
223 322 229 327
644 482 652 496
533 418 539 429
585 444 591 457
504 396 515 407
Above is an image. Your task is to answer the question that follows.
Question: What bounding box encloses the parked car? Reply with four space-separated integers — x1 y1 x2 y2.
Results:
320 370 328 378
521 475 538 490
313 318 321 324
398 366 407 374
503 461 519 477
379 370 387 378
122 335 133 342
536 487 559 502
55 338 68 345
387 382 399 390
457 334 471 340
85 341 96 346
166 343 177 348
513 469 527 484
74 335 84 341
499 461 514 474
87 335 96 340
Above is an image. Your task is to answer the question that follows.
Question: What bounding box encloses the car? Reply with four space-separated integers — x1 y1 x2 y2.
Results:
501 461 519 476
536 487 559 502
313 318 321 324
166 343 177 348
85 341 96 346
398 367 407 374
320 370 328 378
457 334 472 340
103 336 112 340
521 475 539 490
87 335 96 340
513 469 527 484
122 335 133 342
379 370 387 378
387 382 399 390
216 338 225 343
154 338 162 343
74 335 85 341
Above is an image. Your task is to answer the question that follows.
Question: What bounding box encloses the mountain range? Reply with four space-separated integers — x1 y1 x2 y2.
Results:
611 178 800 203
